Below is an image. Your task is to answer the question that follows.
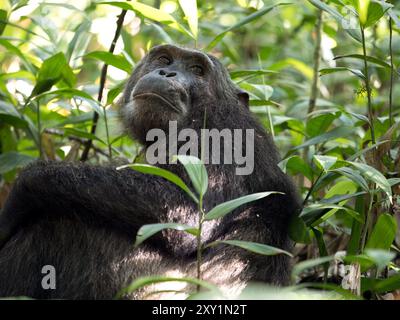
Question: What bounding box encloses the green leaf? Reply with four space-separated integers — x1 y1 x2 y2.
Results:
117 163 198 204
32 52 73 96
207 240 293 257
99 1 192 37
334 54 393 70
332 167 369 191
204 191 282 220
269 58 313 79
0 9 8 35
346 161 392 202
364 249 395 272
300 203 363 226
116 275 219 299
289 215 311 244
134 223 198 247
292 256 334 279
0 39 35 73
85 51 133 73
206 3 290 50
373 274 400 293
320 67 365 80
278 155 313 180
306 113 339 137
292 126 354 151
312 227 329 277
175 155 208 199
178 0 198 39
364 1 389 28
358 0 370 26
230 69 276 80
313 155 338 172
365 213 397 250
31 89 102 115
107 82 124 105
0 101 28 128
240 83 274 100
0 152 35 174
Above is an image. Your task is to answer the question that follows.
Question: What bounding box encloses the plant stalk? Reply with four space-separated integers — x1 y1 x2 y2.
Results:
389 17 394 127
360 26 376 144
196 197 205 292
80 8 128 161
308 7 323 115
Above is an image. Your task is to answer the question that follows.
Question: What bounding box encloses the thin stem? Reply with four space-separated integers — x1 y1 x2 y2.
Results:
389 17 394 127
103 106 112 158
80 8 128 161
303 170 324 206
302 6 323 190
196 197 205 292
258 54 274 137
360 26 376 144
308 7 323 115
36 101 42 159
360 191 374 251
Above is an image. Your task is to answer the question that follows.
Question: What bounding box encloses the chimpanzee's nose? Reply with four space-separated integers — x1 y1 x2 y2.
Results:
159 69 177 77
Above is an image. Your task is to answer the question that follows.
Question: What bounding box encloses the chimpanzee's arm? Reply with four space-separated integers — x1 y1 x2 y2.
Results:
0 161 197 247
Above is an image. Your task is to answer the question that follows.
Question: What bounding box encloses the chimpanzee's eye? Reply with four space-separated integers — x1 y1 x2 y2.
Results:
190 65 204 76
158 55 171 65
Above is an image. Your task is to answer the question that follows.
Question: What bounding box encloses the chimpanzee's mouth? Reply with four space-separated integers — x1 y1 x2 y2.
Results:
132 92 182 113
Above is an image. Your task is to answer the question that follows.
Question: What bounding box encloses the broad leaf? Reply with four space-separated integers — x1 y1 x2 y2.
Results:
346 161 392 202
292 126 354 151
134 223 198 247
0 152 35 174
116 275 219 299
207 240 293 257
100 1 192 37
365 213 397 250
313 155 338 172
205 191 281 220
85 51 133 73
292 256 334 279
320 67 365 80
175 155 208 199
334 54 393 70
178 0 198 39
118 163 198 204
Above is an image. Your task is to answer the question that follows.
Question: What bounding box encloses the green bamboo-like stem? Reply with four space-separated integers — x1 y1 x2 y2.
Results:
302 170 324 206
302 6 323 191
196 196 205 292
308 7 323 114
360 192 374 251
389 17 394 127
360 26 376 144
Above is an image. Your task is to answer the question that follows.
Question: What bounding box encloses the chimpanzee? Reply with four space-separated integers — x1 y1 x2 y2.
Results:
0 45 300 299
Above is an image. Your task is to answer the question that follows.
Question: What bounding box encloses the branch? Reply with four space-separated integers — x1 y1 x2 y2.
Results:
308 6 323 114
80 8 128 161
44 128 109 157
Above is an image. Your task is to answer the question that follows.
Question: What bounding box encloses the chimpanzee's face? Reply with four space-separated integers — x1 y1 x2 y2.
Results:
122 45 216 144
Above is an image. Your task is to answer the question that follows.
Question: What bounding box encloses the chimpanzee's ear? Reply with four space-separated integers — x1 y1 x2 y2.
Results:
238 91 249 109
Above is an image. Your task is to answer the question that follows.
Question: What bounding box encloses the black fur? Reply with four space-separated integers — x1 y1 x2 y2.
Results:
0 45 300 299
